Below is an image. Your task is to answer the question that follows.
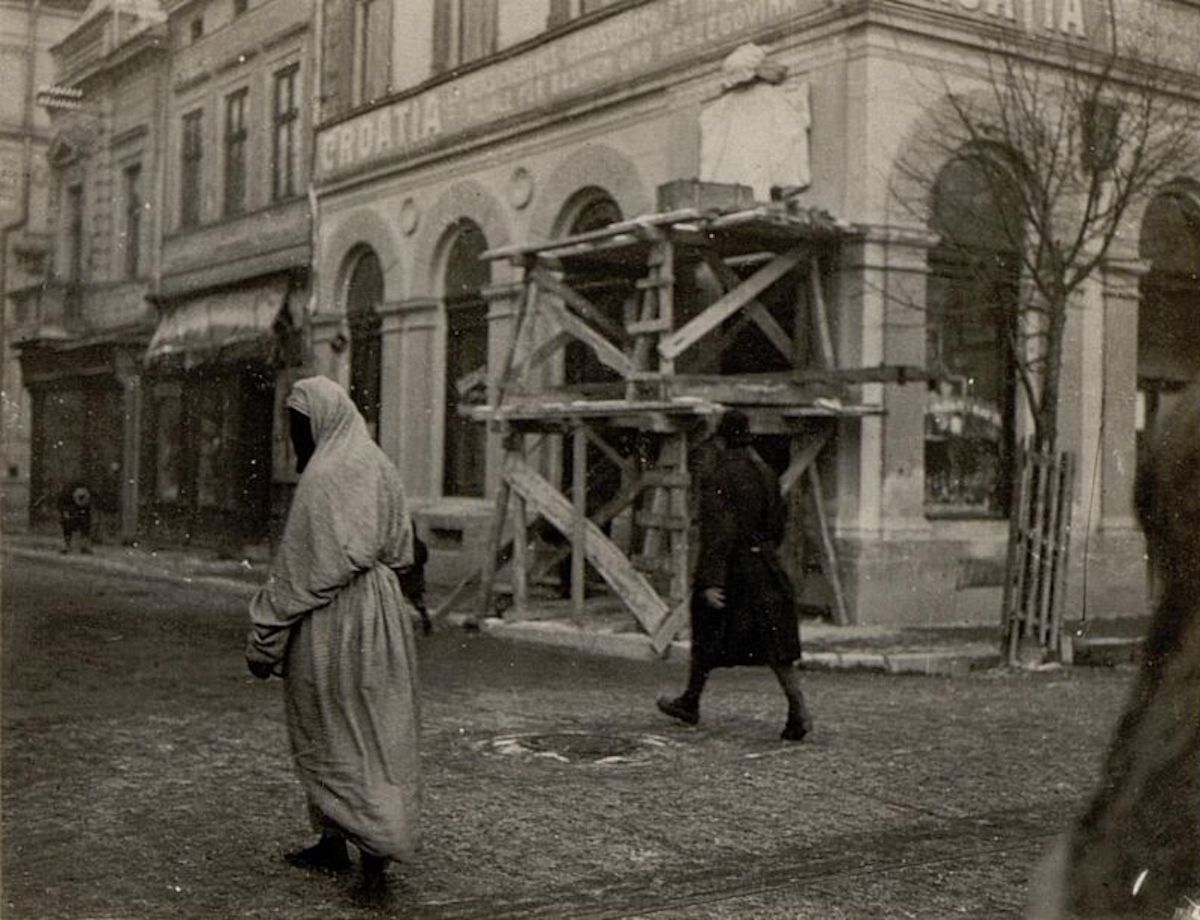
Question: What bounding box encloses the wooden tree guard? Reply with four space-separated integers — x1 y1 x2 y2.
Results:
1002 444 1076 665
434 202 922 649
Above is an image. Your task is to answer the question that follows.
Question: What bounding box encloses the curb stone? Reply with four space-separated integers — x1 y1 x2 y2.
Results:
6 542 1005 675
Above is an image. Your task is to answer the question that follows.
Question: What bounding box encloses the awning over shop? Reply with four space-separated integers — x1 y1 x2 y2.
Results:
146 280 291 364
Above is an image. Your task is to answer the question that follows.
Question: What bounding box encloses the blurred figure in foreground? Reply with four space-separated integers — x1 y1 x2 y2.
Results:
246 376 420 897
1028 383 1200 918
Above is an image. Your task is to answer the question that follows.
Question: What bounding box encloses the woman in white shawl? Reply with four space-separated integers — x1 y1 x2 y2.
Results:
246 375 420 892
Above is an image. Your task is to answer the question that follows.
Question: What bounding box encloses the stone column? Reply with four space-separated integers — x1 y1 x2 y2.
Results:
837 225 936 536
483 277 524 496
386 297 439 497
1099 257 1147 529
833 225 938 623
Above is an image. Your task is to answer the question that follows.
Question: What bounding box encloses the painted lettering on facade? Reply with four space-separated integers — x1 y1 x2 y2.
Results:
915 0 1093 37
317 0 822 181
316 0 1107 182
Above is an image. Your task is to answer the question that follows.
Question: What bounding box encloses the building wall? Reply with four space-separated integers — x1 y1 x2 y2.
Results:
1 1 89 532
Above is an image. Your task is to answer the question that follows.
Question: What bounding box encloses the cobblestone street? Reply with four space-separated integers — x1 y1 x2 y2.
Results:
1 554 1134 918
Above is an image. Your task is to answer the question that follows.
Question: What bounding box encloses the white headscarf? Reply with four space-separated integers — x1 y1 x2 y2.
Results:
268 375 413 616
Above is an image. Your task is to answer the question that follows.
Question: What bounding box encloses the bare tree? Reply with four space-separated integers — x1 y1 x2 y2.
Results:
891 2 1200 658
895 2 1199 458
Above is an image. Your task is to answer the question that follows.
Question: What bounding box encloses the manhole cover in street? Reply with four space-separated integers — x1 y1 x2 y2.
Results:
475 731 672 765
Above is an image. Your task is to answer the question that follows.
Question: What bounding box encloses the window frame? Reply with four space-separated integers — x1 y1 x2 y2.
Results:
123 162 143 278
223 88 248 217
433 0 498 74
180 109 204 229
271 64 299 201
65 182 84 284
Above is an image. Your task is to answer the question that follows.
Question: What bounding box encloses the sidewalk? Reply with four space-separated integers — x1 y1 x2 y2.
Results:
3 531 1139 674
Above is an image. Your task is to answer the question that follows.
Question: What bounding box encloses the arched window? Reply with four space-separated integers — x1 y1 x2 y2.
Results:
442 221 490 497
345 248 383 440
562 191 623 389
925 152 1024 517
1137 190 1200 462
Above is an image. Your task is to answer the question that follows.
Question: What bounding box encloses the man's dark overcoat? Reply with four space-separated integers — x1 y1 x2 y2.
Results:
691 447 801 669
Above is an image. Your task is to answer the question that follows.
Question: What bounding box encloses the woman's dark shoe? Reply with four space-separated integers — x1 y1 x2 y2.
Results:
353 853 389 902
656 695 700 726
284 835 352 874
780 713 813 742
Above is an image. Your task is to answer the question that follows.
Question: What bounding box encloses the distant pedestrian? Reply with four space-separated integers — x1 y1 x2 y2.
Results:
1027 382 1200 918
657 409 812 741
246 376 420 897
57 481 93 554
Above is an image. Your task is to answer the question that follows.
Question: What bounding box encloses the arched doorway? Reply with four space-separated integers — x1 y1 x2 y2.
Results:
344 248 384 440
442 220 490 497
924 150 1025 517
1137 188 1200 467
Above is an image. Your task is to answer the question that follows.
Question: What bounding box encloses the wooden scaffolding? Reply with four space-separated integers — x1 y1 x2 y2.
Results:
438 201 904 652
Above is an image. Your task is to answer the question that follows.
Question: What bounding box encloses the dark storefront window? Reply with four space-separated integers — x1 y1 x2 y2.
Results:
144 367 273 545
346 249 384 440
195 381 237 510
442 220 490 497
180 110 203 228
154 387 184 503
272 65 299 200
224 89 248 217
32 385 122 527
925 153 1023 517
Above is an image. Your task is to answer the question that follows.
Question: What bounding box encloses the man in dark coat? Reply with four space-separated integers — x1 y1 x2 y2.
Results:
656 410 813 741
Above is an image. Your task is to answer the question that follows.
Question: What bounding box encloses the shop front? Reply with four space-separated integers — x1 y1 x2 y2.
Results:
140 276 303 549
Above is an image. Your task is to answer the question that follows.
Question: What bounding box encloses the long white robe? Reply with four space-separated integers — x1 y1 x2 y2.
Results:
247 375 419 860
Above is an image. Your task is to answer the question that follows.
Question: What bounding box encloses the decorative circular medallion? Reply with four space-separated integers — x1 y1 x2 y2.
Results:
399 197 419 235
508 167 534 209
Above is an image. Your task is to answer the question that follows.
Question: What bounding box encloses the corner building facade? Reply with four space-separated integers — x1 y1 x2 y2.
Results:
312 0 1200 622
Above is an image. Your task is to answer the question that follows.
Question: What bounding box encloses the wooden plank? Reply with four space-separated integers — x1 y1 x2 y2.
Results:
651 599 691 656
700 250 793 362
1029 453 1054 641
1001 445 1024 657
478 477 511 620
1037 454 1062 647
1050 453 1075 659
658 238 676 376
808 257 836 369
780 430 831 495
572 425 587 624
539 290 632 378
807 465 849 625
504 457 670 636
512 489 529 618
659 247 806 361
670 429 691 607
533 269 628 345
512 330 571 383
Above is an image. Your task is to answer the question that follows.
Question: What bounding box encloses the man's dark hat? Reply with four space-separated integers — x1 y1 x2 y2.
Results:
716 409 751 444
